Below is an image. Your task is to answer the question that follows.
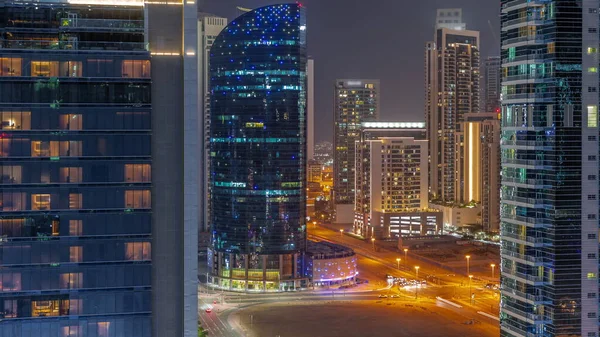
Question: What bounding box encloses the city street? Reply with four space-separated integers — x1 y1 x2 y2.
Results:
197 225 501 336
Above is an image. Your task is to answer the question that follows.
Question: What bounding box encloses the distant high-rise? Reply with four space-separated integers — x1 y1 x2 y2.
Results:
199 13 227 232
435 8 466 30
482 56 501 113
425 9 480 202
500 1 600 336
333 80 379 223
208 4 308 292
353 122 440 239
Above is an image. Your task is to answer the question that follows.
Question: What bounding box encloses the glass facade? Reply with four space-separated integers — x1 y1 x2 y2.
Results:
500 1 598 336
0 2 151 336
208 4 308 291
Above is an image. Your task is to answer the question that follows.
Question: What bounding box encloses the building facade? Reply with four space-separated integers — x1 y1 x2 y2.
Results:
455 113 501 232
500 1 599 336
483 56 501 113
208 4 308 292
352 122 439 238
0 2 154 335
198 13 227 233
425 11 480 202
307 58 315 161
333 80 379 223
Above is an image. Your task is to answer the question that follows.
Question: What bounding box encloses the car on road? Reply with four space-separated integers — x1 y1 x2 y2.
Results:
390 294 399 298
378 294 388 298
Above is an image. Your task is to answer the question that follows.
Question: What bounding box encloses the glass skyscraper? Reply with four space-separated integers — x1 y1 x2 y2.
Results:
208 4 308 292
500 1 599 336
0 2 152 335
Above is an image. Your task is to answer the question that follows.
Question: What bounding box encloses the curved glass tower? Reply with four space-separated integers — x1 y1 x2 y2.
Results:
208 4 308 292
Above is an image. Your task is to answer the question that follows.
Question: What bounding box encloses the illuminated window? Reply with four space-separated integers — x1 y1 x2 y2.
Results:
31 194 51 210
0 192 26 211
59 61 82 77
31 61 59 77
30 141 80 157
125 190 151 208
0 111 31 130
3 300 17 318
589 67 598 73
52 219 60 236
0 165 22 183
122 60 151 78
61 326 81 337
0 57 22 76
124 242 151 261
125 164 151 182
588 105 598 128
588 272 596 279
588 47 598 55
97 322 111 337
547 42 555 54
59 114 82 130
69 220 83 236
60 167 82 183
59 273 82 289
31 299 69 317
0 273 22 291
70 246 82 262
69 193 82 209
69 299 82 315
59 141 82 157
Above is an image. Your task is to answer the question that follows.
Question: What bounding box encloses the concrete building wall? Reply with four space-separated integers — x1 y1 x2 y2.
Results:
148 2 198 336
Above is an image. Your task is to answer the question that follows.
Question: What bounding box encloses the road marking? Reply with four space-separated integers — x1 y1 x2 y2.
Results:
477 311 500 321
436 297 463 308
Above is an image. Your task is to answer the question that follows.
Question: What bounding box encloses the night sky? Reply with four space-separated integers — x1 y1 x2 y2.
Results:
202 0 500 142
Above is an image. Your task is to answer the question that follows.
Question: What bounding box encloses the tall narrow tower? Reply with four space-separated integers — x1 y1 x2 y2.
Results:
425 9 480 202
500 1 600 336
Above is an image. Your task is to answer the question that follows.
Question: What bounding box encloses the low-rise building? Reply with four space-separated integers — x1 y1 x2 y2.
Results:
306 240 358 287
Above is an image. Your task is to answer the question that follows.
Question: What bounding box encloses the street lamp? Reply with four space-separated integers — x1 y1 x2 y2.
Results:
491 263 496 279
465 255 471 276
414 266 420 299
396 258 401 270
404 248 408 265
339 229 344 237
468 275 473 303
371 237 375 250
313 221 317 228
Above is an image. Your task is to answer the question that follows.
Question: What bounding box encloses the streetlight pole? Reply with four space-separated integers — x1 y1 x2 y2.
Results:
396 258 401 270
404 248 408 265
491 263 496 280
371 237 375 251
415 266 420 299
313 221 317 229
468 275 473 304
339 229 343 237
465 255 471 276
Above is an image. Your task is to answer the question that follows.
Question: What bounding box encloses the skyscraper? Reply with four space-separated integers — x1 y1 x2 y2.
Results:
425 10 480 202
208 4 308 292
0 0 199 335
500 1 599 336
198 13 227 233
333 79 379 223
483 56 501 113
307 58 315 161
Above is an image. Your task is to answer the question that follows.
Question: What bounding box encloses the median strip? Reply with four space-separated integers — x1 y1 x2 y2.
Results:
436 297 462 308
477 311 500 321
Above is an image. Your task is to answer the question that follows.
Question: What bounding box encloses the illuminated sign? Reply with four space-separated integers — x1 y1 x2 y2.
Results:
215 181 247 188
245 122 264 128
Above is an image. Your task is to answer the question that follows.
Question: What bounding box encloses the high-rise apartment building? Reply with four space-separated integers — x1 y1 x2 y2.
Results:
198 13 227 233
307 58 315 161
483 56 501 113
0 0 199 336
333 80 379 223
435 8 466 30
455 113 500 232
353 122 440 238
425 10 480 202
208 4 308 292
500 1 599 336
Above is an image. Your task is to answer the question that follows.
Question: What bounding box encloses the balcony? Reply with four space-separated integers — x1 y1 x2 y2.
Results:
502 35 546 48
501 140 551 148
502 158 547 168
501 177 549 188
502 288 549 304
502 250 545 265
502 232 546 247
502 0 547 13
1 39 148 51
502 92 554 103
502 15 547 31
501 214 550 228
59 18 144 31
502 73 553 84
502 195 544 208
503 54 549 66
502 304 549 324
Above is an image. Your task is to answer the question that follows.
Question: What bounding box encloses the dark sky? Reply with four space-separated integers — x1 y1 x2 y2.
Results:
203 0 500 142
